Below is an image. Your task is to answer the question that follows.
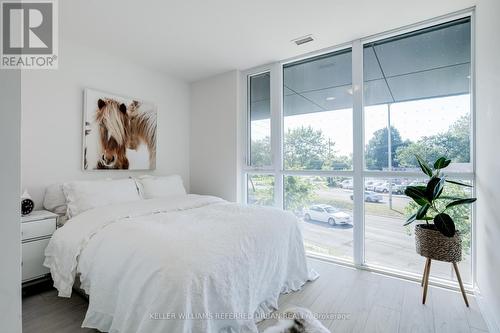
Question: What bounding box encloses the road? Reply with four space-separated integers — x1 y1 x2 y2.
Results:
296 187 472 283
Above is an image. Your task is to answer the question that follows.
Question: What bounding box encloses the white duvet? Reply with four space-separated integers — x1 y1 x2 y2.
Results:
44 195 318 333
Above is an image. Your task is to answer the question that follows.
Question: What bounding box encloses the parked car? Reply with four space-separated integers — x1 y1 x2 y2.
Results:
374 182 405 194
392 184 406 194
340 180 353 189
367 182 383 191
350 191 383 203
365 181 375 190
374 183 386 192
303 204 352 225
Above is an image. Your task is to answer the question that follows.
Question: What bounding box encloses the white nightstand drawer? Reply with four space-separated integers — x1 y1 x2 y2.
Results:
22 238 50 282
22 218 56 241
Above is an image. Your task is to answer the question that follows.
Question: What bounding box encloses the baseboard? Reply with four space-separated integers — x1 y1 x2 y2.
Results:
22 276 53 298
474 286 500 333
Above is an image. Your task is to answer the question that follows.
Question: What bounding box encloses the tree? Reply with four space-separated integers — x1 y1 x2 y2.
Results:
247 175 274 206
395 140 445 169
365 127 407 170
251 126 352 210
250 136 271 166
445 114 470 162
396 115 470 168
284 176 318 212
325 154 353 171
284 126 327 170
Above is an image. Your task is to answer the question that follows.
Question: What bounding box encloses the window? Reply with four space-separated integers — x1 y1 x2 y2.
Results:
362 17 473 282
247 174 274 206
284 176 354 261
364 18 471 172
281 50 354 261
249 73 271 167
364 177 473 283
283 50 353 171
243 14 474 286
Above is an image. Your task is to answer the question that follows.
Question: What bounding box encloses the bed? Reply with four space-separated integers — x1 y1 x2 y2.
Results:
43 177 317 333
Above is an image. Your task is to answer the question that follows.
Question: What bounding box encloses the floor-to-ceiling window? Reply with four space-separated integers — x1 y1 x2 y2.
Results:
246 72 275 206
283 50 354 260
242 13 473 285
362 17 473 283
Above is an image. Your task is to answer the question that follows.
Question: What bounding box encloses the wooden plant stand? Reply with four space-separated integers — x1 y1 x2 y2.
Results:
420 257 469 307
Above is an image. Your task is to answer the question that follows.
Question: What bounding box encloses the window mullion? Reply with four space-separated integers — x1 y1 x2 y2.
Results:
270 63 283 209
352 40 365 267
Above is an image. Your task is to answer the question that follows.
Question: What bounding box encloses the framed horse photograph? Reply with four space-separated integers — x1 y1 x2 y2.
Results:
83 88 157 170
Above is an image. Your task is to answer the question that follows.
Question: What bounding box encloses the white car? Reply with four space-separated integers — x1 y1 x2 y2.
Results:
304 204 352 225
340 180 353 189
365 181 375 190
350 191 383 202
374 183 405 194
374 182 389 192
367 182 383 191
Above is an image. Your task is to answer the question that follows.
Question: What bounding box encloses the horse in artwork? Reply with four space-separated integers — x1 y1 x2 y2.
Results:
126 100 157 169
95 98 130 169
94 98 156 170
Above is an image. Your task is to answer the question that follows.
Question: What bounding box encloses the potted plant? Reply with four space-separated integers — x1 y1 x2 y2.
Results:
403 155 476 306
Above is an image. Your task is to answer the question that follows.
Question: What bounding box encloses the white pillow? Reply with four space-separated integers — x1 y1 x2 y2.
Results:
44 183 67 215
63 178 141 217
136 175 186 199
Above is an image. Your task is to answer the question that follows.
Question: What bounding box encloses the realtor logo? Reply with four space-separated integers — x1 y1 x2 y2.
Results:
1 0 58 69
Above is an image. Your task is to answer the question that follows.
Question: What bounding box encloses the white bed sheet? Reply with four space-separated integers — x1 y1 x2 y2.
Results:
44 194 318 333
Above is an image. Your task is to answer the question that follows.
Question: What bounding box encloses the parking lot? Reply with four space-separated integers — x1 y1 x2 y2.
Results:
297 187 472 283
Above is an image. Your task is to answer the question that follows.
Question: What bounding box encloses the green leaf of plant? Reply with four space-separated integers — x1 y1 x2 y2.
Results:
445 179 472 187
434 157 451 170
413 185 427 192
434 213 456 237
432 177 446 200
404 186 429 206
416 203 430 220
446 198 477 209
434 157 445 169
425 177 441 201
415 155 433 177
403 213 417 226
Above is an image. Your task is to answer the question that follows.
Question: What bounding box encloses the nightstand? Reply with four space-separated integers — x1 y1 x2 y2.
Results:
21 210 58 283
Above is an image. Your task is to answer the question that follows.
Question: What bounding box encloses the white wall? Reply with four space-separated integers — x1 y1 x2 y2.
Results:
475 0 500 330
21 40 191 208
0 71 22 331
190 70 241 201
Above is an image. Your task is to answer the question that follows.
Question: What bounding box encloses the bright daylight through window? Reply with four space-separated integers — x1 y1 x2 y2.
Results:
249 72 271 168
363 17 472 282
244 16 473 284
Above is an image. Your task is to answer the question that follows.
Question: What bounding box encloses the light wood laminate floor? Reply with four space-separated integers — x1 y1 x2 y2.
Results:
23 259 488 333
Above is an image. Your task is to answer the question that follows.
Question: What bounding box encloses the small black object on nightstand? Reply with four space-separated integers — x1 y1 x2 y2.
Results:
21 190 34 216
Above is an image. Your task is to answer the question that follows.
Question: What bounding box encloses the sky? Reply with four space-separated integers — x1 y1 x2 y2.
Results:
251 94 470 156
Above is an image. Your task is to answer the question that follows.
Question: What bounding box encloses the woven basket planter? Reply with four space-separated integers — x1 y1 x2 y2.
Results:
415 224 462 262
